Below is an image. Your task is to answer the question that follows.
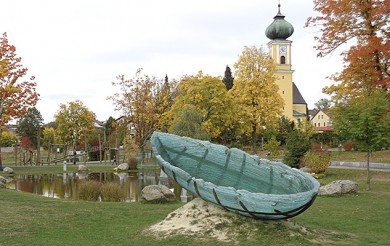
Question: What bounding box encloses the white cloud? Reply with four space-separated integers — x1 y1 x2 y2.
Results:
2 0 344 123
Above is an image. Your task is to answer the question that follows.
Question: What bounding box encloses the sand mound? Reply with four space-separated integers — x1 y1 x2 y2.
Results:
147 198 244 242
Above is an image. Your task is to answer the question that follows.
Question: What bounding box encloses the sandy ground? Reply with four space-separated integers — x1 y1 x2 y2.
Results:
146 198 318 243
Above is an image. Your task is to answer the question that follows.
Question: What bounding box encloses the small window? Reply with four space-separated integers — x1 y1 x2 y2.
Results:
282 76 285 79
280 56 286 64
324 122 326 126
318 115 320 119
282 91 285 94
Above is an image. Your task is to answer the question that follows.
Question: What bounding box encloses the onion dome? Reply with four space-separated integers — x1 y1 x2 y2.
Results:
265 4 294 40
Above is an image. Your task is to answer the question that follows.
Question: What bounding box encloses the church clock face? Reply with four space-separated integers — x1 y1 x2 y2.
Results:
279 45 287 54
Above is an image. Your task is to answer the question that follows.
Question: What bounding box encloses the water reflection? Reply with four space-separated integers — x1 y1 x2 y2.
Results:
5 169 181 202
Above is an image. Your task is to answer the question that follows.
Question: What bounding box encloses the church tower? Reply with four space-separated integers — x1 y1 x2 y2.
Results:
265 4 295 121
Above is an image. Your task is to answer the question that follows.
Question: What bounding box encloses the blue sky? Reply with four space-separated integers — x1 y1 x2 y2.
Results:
2 0 343 123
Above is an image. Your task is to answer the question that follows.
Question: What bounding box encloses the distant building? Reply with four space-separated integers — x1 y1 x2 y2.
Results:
265 4 307 124
310 109 333 132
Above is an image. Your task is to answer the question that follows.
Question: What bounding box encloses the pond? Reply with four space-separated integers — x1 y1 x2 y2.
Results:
5 170 192 202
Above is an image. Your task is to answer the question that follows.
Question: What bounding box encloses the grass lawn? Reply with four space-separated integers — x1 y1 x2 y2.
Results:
1 168 390 245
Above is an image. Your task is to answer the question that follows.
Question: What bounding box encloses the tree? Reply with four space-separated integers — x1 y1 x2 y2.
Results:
306 0 389 101
169 71 234 139
314 98 332 111
109 69 158 158
230 46 283 154
222 65 234 90
0 128 17 147
169 104 210 140
332 89 390 190
0 32 39 169
16 107 43 148
55 100 96 150
154 74 174 132
283 129 311 168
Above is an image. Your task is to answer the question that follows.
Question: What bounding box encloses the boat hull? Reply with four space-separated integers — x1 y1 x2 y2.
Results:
152 132 320 220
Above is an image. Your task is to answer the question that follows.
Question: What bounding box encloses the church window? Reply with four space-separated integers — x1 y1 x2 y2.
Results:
280 56 286 64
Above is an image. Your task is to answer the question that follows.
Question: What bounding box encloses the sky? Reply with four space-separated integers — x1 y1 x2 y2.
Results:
2 0 343 124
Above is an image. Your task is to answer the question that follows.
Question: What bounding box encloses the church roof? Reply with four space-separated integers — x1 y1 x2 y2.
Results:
293 83 307 105
265 4 294 40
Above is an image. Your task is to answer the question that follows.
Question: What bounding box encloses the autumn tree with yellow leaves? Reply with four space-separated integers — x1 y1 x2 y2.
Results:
168 71 234 140
55 100 96 153
230 46 283 154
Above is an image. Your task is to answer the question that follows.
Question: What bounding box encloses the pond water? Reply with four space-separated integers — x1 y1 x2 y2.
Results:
5 170 191 202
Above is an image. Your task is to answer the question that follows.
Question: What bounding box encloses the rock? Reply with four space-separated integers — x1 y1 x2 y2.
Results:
319 180 358 196
78 165 89 171
142 185 176 202
0 175 7 188
117 163 129 171
300 167 311 173
3 167 14 174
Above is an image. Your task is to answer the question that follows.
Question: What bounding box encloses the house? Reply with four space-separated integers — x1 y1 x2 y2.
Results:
310 109 333 132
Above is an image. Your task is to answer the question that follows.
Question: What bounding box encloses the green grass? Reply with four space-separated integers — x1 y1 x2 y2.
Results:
1 168 390 245
330 149 390 164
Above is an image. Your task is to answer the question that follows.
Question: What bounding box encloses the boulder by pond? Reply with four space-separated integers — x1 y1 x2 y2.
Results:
114 163 129 171
3 167 14 174
319 180 358 196
0 175 7 188
142 185 176 202
78 165 89 171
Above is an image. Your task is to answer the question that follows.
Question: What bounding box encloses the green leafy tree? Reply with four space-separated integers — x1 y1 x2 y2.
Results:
154 74 174 132
16 107 43 148
169 104 210 140
55 100 96 150
263 136 281 160
169 71 234 139
314 98 332 111
283 129 311 168
230 45 283 154
222 65 234 90
333 90 390 190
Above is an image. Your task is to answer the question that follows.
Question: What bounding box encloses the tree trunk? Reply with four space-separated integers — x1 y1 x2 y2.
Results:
366 150 371 191
36 127 41 166
252 124 258 154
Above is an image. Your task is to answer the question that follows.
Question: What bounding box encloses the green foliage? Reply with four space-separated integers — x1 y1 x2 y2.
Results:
304 150 331 174
314 98 332 111
263 136 281 160
100 182 125 202
283 129 311 168
16 107 43 148
0 130 17 147
333 90 390 152
169 104 210 140
222 65 234 90
78 180 102 201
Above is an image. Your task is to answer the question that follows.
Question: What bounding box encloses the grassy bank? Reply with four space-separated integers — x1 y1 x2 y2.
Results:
1 168 390 245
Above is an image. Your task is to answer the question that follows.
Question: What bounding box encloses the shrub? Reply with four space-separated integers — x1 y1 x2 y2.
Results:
263 136 281 160
304 150 331 174
100 182 124 202
343 142 353 151
78 180 102 201
283 130 311 168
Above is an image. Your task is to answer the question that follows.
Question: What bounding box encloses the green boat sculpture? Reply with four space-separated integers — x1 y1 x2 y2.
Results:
151 132 320 220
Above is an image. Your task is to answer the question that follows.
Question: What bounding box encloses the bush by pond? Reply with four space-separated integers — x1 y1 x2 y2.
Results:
101 182 124 202
78 180 125 202
78 180 102 201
